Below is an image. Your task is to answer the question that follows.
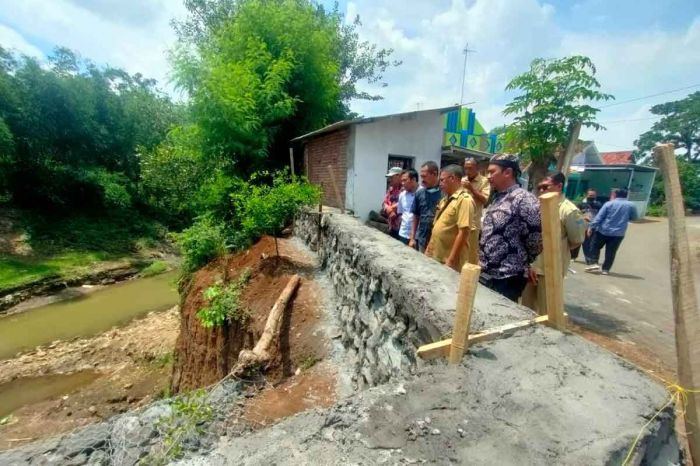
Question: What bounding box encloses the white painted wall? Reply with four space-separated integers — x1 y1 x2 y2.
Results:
345 111 444 221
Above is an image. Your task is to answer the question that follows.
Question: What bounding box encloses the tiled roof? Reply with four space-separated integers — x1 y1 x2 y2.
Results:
600 151 633 165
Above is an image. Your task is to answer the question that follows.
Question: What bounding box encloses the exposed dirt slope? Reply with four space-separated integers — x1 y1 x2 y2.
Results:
171 236 327 393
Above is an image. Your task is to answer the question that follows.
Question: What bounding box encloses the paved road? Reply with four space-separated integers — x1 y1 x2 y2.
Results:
564 216 700 374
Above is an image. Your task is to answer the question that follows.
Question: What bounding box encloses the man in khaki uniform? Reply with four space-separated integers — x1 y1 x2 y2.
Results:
426 164 478 271
522 172 585 314
461 157 491 265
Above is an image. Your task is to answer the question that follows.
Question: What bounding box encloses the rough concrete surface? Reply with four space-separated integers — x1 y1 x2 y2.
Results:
181 326 676 465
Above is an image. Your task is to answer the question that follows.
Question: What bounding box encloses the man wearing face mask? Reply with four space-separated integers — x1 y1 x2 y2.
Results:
577 189 603 265
408 161 442 253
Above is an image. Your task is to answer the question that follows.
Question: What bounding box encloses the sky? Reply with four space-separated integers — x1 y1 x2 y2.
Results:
0 0 699 153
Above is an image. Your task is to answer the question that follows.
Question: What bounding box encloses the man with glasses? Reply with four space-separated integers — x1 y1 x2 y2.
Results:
479 154 541 302
522 172 585 313
425 164 477 271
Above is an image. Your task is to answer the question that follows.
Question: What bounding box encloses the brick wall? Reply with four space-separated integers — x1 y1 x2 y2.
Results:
304 128 349 209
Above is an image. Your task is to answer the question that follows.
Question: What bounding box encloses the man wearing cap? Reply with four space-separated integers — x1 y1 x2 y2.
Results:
479 154 542 302
382 166 403 239
425 164 478 271
461 157 491 264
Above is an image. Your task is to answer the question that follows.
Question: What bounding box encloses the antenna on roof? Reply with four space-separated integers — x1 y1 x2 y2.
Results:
459 42 476 105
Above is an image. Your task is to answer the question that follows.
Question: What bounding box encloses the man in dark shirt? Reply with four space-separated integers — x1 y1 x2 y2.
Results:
479 154 542 302
408 161 442 252
576 189 603 264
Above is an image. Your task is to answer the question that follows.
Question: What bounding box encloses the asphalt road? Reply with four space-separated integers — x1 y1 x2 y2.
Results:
564 216 700 375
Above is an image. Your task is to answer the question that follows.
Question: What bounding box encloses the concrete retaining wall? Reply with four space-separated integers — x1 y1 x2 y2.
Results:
294 209 531 387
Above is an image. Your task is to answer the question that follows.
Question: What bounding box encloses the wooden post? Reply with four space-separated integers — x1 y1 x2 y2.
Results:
448 263 481 364
557 121 582 174
654 143 700 462
289 147 295 177
326 165 345 214
539 192 566 330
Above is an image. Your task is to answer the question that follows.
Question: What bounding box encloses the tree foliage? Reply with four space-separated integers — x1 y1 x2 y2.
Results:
503 56 613 187
0 46 182 211
634 92 700 163
169 0 397 172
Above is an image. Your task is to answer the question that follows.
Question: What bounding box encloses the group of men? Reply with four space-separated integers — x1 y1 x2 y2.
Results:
381 154 639 308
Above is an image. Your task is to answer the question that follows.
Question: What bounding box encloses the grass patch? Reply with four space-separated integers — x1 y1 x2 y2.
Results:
141 260 170 277
0 209 167 293
0 250 115 292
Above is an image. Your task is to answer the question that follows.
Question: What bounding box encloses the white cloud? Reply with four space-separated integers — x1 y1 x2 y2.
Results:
0 0 188 92
346 0 700 151
0 24 43 58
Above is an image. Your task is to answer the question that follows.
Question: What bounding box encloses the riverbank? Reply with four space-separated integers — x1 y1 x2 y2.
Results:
0 307 179 450
0 207 177 311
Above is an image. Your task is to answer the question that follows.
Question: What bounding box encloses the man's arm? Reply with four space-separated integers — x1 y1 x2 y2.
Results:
445 228 468 270
589 202 609 231
520 195 543 263
446 196 475 269
565 209 586 249
629 203 639 221
472 179 490 207
408 193 421 246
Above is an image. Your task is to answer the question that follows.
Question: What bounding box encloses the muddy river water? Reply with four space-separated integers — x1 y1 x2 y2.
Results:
0 271 178 360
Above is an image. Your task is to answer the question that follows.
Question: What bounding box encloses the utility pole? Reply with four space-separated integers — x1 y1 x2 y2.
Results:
459 42 476 105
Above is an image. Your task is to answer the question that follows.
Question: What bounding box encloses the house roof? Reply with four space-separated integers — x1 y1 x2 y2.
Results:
600 151 634 165
291 105 459 142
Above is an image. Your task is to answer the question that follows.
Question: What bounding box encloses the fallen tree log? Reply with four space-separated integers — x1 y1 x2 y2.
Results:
232 274 301 376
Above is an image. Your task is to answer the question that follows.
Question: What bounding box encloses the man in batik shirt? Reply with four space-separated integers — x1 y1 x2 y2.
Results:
479 154 543 302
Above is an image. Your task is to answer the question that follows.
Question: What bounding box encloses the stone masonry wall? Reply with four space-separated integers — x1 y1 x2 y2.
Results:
294 209 531 387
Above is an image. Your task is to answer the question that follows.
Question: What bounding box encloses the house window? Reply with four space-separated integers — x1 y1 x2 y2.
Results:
387 155 414 170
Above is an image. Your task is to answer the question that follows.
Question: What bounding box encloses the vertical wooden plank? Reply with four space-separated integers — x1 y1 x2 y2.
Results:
654 143 700 463
539 192 566 330
289 147 295 177
448 263 481 364
327 165 345 214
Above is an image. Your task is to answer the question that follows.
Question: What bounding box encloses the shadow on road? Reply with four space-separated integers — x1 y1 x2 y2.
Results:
606 272 644 280
565 303 631 338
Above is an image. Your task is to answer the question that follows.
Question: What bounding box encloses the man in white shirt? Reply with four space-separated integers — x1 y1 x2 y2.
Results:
397 168 419 248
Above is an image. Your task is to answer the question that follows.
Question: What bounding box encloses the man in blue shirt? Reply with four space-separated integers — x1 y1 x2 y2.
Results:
585 188 639 275
408 161 442 252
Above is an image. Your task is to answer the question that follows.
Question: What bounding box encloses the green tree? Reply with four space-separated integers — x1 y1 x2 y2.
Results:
503 56 613 189
170 0 397 173
634 92 700 163
649 158 700 213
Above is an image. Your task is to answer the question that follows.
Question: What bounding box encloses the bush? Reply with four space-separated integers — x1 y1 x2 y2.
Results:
646 204 666 217
233 171 320 241
175 216 227 273
141 260 170 277
196 268 251 328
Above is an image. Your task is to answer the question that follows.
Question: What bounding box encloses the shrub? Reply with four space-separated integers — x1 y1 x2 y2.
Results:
141 260 170 277
196 268 251 328
233 171 320 241
175 216 227 273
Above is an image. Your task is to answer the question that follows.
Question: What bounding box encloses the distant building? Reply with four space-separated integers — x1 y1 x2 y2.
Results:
567 143 656 217
292 105 502 221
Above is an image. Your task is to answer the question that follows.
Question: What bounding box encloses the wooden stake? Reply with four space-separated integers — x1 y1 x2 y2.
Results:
539 192 566 330
654 143 700 462
417 315 550 361
233 275 301 375
289 147 295 177
448 263 481 364
326 165 345 214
